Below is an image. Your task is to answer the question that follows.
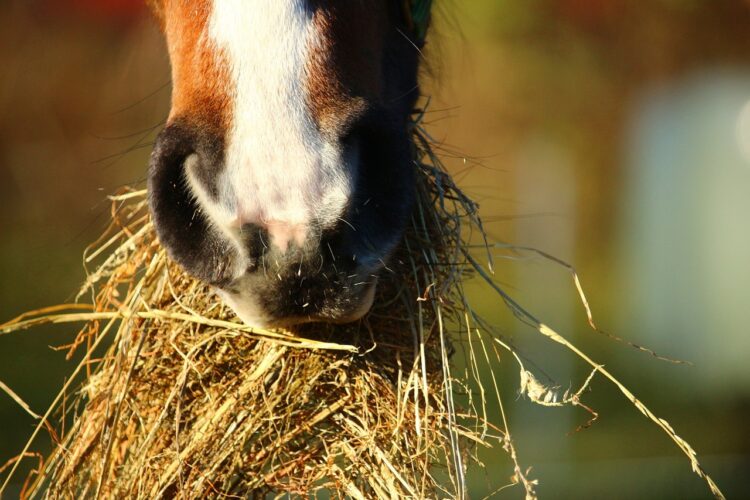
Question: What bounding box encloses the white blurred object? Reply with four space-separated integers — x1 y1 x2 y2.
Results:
619 69 750 394
735 98 750 163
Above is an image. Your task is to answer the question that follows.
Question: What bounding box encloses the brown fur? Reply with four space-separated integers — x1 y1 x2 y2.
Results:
306 1 387 137
148 0 391 140
148 0 232 134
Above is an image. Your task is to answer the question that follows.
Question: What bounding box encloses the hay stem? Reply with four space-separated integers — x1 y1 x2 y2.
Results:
0 380 40 421
1 313 121 495
1 310 356 352
464 250 725 499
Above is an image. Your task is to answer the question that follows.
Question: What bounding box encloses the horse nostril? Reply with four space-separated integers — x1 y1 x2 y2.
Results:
148 123 237 287
236 223 269 267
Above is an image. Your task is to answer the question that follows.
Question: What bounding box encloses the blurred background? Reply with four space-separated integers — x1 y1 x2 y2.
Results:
0 0 748 497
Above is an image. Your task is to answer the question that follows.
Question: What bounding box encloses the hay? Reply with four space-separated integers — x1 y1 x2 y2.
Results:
0 117 497 498
0 117 725 499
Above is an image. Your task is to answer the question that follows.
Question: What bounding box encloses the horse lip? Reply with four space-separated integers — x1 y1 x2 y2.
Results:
272 278 378 327
215 269 380 328
316 277 378 324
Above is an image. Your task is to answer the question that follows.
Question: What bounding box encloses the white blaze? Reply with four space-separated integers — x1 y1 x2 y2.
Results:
189 0 352 259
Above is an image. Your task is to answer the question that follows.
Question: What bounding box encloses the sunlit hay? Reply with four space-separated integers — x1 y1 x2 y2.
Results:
0 114 726 499
0 120 495 498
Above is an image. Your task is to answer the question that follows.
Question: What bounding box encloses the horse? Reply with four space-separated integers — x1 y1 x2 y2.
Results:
145 1 431 327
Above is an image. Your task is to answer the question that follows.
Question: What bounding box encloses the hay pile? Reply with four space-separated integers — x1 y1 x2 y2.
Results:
1 123 502 498
0 121 725 498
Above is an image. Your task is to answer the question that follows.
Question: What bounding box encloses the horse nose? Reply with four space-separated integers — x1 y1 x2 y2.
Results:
232 216 308 254
264 220 308 253
148 122 383 327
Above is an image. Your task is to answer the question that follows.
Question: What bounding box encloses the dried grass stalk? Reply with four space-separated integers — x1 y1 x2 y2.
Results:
0 119 725 499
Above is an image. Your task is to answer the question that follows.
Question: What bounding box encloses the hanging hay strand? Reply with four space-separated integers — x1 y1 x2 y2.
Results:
0 117 725 499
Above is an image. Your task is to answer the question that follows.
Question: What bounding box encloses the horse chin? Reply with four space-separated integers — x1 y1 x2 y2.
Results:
216 276 378 329
311 279 377 325
215 288 272 329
